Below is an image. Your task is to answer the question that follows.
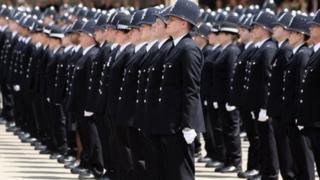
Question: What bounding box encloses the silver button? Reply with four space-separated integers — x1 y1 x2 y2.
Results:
300 100 303 103
119 97 122 100
158 98 162 102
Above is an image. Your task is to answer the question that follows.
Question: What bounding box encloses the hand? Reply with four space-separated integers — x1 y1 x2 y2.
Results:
13 85 21 91
258 109 268 122
225 103 236 112
84 111 94 117
213 102 219 109
182 128 197 144
297 126 304 131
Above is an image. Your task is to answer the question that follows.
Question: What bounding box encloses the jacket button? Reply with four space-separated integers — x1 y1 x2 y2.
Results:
300 100 303 103
119 97 122 100
158 98 162 102
282 97 285 100
144 99 146 103
301 89 303 93
136 100 139 103
159 87 162 91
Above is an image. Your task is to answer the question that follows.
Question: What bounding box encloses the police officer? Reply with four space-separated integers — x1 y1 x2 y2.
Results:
243 9 279 180
148 0 205 179
297 9 320 177
212 12 242 173
231 14 260 179
268 11 296 180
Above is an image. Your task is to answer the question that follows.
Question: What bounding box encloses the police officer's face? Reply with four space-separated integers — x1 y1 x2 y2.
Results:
130 28 141 44
166 16 187 36
239 27 250 43
208 33 218 45
288 31 303 47
95 28 105 42
152 18 166 38
140 24 151 41
309 24 320 42
272 25 289 41
252 25 268 42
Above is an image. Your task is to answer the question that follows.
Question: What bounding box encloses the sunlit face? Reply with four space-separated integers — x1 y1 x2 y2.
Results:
208 33 218 45
152 18 166 38
139 24 152 41
95 28 105 42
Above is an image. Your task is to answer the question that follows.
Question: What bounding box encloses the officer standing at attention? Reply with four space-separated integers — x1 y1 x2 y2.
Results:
212 12 242 173
149 0 205 179
243 9 279 180
268 11 295 180
297 9 320 178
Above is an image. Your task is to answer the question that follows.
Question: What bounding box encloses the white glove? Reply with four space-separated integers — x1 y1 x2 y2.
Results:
225 103 236 112
84 111 94 117
182 128 197 144
297 126 304 131
213 102 219 109
258 109 268 122
203 100 208 106
295 119 304 131
13 85 21 91
251 111 256 120
46 98 50 102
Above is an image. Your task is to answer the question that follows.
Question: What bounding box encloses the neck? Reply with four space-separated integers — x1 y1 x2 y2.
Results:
172 29 188 39
83 42 95 49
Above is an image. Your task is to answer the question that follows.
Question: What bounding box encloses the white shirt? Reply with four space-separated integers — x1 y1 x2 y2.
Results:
53 47 60 54
293 43 304 55
245 41 253 50
64 45 74 53
278 40 286 48
212 44 220 50
158 38 170 49
135 42 147 53
119 42 131 53
35 42 42 49
313 42 320 52
146 40 158 52
82 44 95 55
111 43 118 50
255 38 269 48
74 45 81 52
173 33 188 46
221 43 231 51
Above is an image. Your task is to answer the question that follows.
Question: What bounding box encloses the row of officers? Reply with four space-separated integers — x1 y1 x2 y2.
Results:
0 0 320 180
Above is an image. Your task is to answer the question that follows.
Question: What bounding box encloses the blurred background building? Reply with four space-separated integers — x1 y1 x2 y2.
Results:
0 0 318 12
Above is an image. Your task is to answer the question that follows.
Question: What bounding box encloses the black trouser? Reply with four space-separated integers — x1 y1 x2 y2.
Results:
148 133 195 180
22 92 38 137
94 114 112 171
240 108 260 171
272 118 296 180
254 114 279 180
32 95 50 144
293 127 318 179
129 128 150 180
210 104 225 162
110 124 134 179
304 127 320 177
217 102 241 167
76 113 104 174
0 82 14 121
47 103 68 154
201 101 217 159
